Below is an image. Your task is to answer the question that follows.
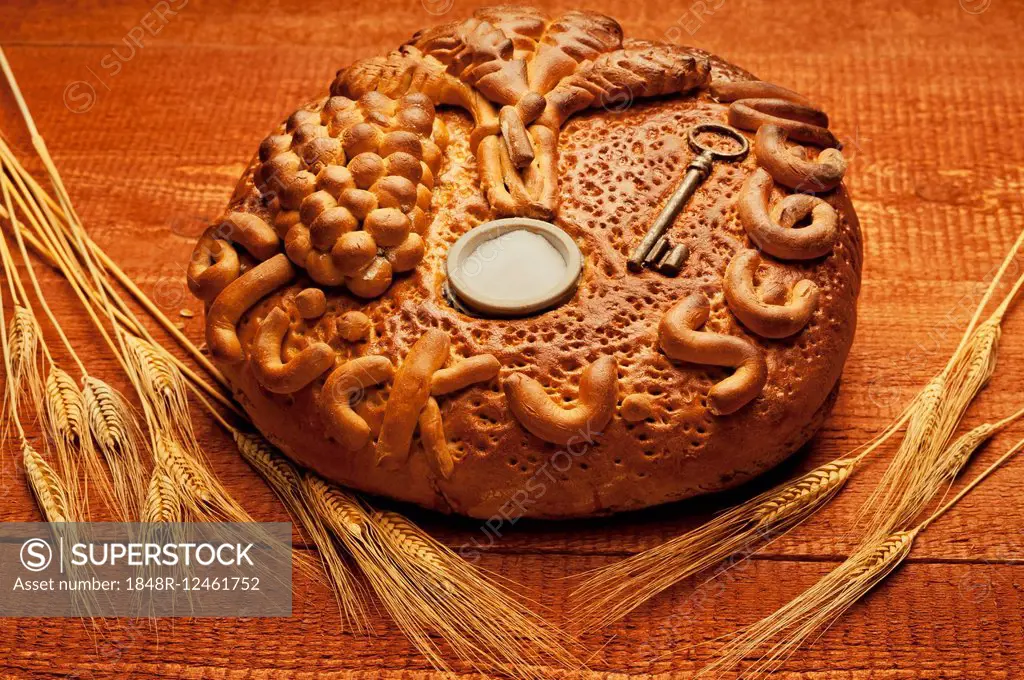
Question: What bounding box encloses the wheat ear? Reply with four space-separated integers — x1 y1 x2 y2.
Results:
233 431 366 630
302 475 450 670
83 376 148 520
125 337 197 450
141 466 183 523
5 305 42 417
42 366 94 515
860 267 1023 539
568 417 905 630
304 475 583 678
23 441 73 522
372 510 583 679
700 434 1024 678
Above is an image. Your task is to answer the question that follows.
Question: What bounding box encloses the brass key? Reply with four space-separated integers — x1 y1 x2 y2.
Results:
628 123 749 273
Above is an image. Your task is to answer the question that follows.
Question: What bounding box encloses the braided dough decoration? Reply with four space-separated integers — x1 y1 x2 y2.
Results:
658 294 768 416
724 249 820 339
252 92 448 298
333 8 710 219
738 169 840 261
251 307 335 393
504 356 618 445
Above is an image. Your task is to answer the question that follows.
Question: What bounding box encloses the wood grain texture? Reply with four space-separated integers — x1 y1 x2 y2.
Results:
2 0 1024 676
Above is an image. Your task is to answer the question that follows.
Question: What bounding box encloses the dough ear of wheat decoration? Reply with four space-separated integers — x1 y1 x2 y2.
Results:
572 229 1024 629
337 9 709 219
699 435 1024 679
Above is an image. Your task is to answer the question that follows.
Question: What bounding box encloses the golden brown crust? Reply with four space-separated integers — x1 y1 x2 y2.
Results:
194 8 862 519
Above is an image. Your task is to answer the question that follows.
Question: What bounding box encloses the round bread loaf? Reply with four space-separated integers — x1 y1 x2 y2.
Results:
190 6 862 519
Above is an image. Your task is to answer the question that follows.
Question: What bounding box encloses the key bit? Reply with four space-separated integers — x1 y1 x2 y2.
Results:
656 243 690 276
644 236 672 268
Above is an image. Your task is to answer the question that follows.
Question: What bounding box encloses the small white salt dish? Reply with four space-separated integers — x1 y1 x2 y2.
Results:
445 218 584 317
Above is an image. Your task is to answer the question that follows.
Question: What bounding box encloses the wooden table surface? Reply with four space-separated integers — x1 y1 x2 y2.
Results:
2 0 1024 677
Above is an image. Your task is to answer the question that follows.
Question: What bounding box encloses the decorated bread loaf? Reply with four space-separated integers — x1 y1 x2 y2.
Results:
189 6 861 519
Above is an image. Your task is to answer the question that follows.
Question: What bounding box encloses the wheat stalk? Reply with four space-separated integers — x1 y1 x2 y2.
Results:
860 275 1020 540
569 446 886 629
303 475 583 678
233 430 366 630
699 527 920 678
699 435 1024 678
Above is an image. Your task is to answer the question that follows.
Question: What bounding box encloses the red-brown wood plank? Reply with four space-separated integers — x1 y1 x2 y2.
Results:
2 0 1024 677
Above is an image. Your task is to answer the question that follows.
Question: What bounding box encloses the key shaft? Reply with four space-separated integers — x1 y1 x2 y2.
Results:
628 152 714 271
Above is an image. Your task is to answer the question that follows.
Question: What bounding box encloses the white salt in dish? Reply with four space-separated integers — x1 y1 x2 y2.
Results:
445 218 584 317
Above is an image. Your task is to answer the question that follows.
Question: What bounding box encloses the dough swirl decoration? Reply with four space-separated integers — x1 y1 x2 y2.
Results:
190 6 861 518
